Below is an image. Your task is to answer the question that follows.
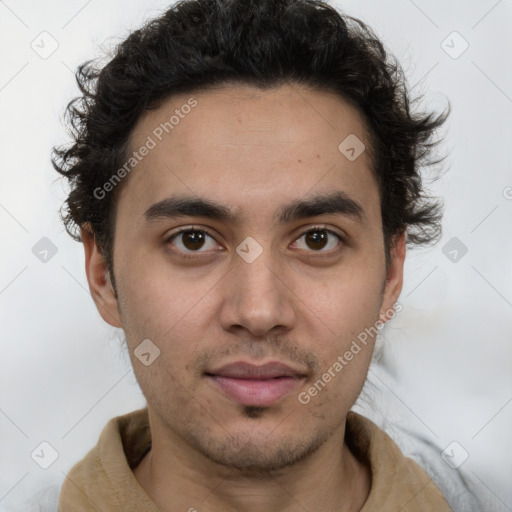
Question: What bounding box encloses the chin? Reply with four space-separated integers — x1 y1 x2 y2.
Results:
188 420 329 476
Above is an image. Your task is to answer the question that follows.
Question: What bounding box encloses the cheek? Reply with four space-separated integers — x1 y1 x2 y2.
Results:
115 263 222 398
116 256 221 343
297 263 384 338
301 329 376 419
293 259 383 393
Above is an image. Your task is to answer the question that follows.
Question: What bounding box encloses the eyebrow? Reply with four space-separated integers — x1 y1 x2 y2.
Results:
143 191 367 225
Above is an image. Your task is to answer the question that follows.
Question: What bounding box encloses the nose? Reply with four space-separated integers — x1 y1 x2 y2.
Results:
219 249 296 339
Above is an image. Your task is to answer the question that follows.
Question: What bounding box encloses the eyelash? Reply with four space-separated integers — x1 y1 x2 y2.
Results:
165 225 344 257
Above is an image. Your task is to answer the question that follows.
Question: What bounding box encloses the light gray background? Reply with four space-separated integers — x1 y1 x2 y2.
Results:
1 0 511 510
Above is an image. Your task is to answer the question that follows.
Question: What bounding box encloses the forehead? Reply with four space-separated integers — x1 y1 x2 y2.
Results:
117 83 380 226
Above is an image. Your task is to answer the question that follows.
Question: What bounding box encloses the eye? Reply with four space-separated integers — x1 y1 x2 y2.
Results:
292 228 343 252
167 228 220 252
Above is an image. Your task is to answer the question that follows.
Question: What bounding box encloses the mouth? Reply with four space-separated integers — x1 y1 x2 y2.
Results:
205 361 307 407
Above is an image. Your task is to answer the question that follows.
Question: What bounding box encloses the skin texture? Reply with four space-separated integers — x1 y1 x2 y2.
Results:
82 83 406 512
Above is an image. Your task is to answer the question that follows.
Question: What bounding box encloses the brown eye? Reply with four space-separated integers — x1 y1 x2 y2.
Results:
294 229 342 252
305 230 328 250
168 229 218 252
182 231 206 250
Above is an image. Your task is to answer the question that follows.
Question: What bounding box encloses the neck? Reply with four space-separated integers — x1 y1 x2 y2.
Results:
133 411 371 512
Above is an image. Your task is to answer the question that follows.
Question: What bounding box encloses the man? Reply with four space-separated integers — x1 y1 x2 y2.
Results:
54 0 458 510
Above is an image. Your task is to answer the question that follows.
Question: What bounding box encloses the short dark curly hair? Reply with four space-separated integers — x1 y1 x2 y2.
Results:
53 0 449 280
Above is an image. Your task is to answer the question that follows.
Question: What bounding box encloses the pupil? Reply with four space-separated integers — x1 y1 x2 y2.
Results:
306 231 327 250
184 231 205 250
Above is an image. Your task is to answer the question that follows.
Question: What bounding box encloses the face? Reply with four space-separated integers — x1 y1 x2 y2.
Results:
84 83 405 474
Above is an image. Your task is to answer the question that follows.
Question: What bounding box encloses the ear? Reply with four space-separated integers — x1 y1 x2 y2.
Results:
379 231 406 322
81 226 122 328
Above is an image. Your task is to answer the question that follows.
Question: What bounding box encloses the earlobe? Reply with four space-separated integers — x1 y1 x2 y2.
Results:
379 231 406 321
81 225 122 328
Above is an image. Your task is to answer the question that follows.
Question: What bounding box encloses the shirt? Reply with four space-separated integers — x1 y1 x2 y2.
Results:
58 407 452 511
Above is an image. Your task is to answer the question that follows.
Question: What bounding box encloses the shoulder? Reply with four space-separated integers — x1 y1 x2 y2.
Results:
57 407 151 510
346 412 453 512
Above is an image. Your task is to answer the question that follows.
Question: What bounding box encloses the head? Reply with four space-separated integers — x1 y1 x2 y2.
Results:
54 0 448 473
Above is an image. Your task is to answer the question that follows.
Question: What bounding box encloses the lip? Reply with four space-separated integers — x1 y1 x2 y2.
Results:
205 361 307 407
